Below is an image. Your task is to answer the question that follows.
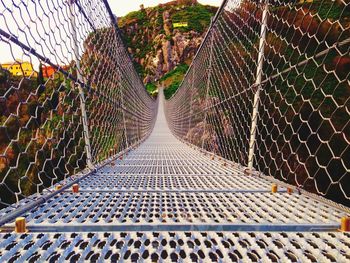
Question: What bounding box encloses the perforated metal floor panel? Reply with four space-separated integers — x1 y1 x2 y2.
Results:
1 231 350 262
1 92 349 262
3 191 345 227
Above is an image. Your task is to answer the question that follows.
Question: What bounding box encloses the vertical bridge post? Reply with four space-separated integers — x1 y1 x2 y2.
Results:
69 0 94 169
248 0 269 169
100 2 130 149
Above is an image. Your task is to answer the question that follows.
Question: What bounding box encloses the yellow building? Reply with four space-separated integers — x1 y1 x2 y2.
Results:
1 60 37 77
173 22 188 28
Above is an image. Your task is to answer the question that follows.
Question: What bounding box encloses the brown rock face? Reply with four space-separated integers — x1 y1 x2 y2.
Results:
163 11 172 35
118 1 217 83
141 30 202 82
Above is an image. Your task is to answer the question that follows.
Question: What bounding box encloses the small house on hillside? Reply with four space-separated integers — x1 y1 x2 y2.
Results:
1 60 37 77
173 22 188 28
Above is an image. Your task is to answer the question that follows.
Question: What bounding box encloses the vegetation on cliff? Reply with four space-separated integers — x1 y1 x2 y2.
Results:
0 66 86 207
118 0 217 97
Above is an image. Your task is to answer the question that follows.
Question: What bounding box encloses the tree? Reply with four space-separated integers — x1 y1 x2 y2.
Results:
37 62 44 86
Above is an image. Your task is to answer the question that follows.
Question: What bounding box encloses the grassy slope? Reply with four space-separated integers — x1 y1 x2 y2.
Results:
161 64 189 99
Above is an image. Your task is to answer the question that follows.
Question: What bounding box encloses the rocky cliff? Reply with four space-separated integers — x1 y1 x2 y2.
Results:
118 0 217 92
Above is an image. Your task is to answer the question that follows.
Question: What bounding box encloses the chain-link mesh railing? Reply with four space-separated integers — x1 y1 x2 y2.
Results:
165 0 350 206
0 0 156 209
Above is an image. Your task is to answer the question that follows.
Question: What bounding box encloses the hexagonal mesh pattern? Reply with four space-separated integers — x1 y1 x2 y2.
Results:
1 0 350 261
165 0 350 206
1 86 349 262
0 0 156 209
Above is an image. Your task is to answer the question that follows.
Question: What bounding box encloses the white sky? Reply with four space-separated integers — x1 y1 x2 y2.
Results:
0 0 222 69
110 1 222 17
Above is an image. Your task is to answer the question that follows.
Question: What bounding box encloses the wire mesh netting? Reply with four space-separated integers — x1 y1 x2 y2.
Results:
0 0 156 209
165 0 350 206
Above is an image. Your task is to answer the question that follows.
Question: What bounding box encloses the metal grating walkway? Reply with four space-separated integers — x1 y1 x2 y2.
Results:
1 92 350 262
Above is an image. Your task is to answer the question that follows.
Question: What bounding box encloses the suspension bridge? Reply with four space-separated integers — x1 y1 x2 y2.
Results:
0 0 350 262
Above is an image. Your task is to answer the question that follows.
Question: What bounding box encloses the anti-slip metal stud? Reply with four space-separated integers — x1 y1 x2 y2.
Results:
55 185 63 191
72 184 79 193
271 184 278 193
340 217 350 232
14 217 27 233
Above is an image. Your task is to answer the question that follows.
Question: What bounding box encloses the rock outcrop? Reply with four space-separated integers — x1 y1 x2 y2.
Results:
118 0 217 83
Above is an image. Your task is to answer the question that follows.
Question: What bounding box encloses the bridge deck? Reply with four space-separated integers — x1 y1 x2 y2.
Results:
0 93 349 262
